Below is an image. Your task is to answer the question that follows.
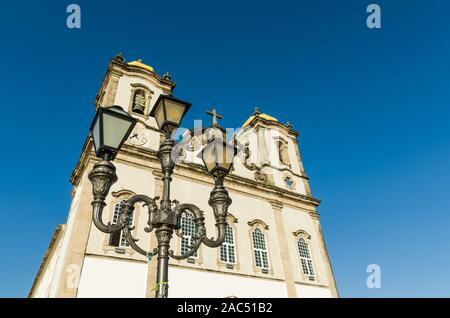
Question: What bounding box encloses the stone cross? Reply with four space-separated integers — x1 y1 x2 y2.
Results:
206 108 223 126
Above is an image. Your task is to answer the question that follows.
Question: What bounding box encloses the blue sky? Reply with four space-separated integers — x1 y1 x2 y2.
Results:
1 0 450 297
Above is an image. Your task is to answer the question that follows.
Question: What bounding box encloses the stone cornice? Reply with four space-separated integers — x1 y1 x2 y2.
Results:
70 140 321 211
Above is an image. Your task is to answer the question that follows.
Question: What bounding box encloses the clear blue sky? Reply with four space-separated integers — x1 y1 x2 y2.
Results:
0 0 449 297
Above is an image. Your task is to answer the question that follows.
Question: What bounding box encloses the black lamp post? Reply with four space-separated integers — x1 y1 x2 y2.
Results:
87 98 235 298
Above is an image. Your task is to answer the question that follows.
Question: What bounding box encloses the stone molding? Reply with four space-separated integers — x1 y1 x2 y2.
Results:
247 219 269 230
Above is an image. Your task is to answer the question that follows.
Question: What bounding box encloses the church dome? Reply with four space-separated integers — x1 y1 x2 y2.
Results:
242 107 278 128
127 59 154 72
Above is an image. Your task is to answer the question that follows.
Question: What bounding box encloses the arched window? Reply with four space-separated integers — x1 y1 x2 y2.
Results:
181 212 198 258
297 238 315 278
277 140 289 165
110 200 134 247
220 223 236 264
252 228 269 269
132 89 146 114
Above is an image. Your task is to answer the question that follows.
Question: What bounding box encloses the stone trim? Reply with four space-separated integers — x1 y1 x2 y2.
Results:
292 229 311 239
226 212 238 223
269 200 283 210
247 219 269 230
111 189 136 197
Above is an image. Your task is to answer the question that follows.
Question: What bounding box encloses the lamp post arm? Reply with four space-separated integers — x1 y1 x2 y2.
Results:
202 178 232 247
89 160 125 233
169 203 207 260
169 237 204 260
202 223 226 248
122 194 159 234
92 202 126 233
120 196 159 257
122 225 148 256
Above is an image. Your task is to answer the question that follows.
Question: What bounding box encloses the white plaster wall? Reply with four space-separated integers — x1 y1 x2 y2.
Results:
32 232 64 297
272 169 307 195
281 206 329 286
125 121 162 152
77 256 147 298
169 266 287 298
47 172 89 297
295 284 332 298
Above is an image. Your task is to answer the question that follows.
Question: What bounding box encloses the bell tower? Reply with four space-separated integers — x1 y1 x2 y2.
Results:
95 54 175 130
236 107 312 196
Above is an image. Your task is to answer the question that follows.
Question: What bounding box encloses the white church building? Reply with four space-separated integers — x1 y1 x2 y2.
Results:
29 54 339 298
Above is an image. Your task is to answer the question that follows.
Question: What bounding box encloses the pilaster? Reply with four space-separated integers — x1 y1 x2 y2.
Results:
103 70 121 106
270 199 297 298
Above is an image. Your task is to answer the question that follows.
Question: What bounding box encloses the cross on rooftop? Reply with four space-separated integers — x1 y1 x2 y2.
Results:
206 108 223 126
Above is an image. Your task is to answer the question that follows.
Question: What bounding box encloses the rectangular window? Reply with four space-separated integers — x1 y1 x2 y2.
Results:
252 228 269 269
298 238 315 277
181 213 198 258
110 201 134 248
220 224 236 264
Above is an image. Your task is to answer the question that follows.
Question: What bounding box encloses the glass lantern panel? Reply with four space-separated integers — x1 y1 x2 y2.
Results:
92 116 100 153
102 113 133 149
203 144 217 173
154 102 165 129
165 100 186 125
218 143 234 171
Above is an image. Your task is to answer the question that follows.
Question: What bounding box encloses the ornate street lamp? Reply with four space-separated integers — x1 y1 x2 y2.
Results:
150 94 191 134
87 99 235 298
201 136 236 179
90 105 137 160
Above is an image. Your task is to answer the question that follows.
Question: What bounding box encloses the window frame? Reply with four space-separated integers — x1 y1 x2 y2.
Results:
247 219 272 274
104 190 140 255
127 83 154 119
297 238 315 278
293 230 317 281
252 228 269 270
109 200 135 248
220 222 236 265
131 89 147 115
180 211 198 259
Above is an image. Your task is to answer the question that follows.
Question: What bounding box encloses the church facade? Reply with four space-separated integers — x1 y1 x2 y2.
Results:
29 54 338 298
